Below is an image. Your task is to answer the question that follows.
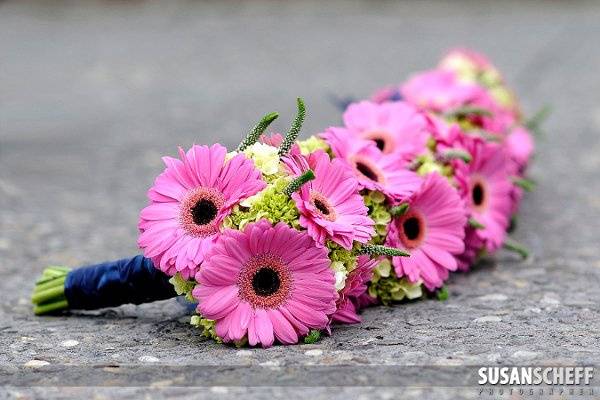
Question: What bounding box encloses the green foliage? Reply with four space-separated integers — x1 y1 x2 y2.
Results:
304 330 322 344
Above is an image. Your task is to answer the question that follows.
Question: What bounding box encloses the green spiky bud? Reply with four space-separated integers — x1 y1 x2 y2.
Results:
278 98 306 156
284 170 315 197
468 218 485 229
358 244 409 257
237 112 279 152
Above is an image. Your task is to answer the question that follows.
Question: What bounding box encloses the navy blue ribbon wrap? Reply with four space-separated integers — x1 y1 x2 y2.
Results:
64 255 177 310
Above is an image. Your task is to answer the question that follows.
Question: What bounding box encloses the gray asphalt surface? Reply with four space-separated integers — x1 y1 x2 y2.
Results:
1 1 600 399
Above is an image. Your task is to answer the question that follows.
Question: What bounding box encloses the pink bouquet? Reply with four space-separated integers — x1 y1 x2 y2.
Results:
32 49 540 348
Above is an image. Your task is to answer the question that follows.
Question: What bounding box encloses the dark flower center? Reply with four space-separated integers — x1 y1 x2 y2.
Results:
403 217 421 241
252 267 281 297
472 183 485 206
191 199 218 225
374 138 386 151
355 162 379 182
313 198 330 215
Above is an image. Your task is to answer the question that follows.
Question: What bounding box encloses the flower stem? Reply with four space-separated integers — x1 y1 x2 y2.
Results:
34 299 69 316
503 237 529 259
358 244 410 257
31 286 65 304
390 203 409 217
278 98 306 156
34 276 66 292
284 170 315 196
237 112 279 151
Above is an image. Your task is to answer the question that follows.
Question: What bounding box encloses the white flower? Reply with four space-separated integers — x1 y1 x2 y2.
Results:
243 143 280 176
331 261 348 291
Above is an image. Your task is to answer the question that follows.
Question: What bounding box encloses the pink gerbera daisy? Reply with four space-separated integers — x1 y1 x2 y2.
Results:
455 138 513 252
385 173 467 290
341 101 429 159
321 127 422 201
138 144 266 279
285 150 375 249
505 126 535 172
400 69 485 113
331 255 378 325
193 220 337 347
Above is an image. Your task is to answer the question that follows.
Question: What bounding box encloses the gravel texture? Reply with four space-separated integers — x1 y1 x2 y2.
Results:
1 1 600 399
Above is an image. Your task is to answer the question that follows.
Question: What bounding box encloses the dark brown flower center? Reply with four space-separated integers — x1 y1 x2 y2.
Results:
252 267 281 297
403 217 421 241
356 161 379 182
374 138 386 151
191 199 218 225
472 182 485 207
313 198 330 215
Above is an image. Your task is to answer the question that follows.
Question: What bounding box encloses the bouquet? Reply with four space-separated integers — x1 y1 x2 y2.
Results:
31 49 540 347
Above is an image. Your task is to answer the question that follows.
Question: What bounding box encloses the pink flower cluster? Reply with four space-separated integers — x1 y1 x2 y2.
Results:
137 49 535 347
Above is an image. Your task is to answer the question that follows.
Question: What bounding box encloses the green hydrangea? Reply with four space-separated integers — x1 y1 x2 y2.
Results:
327 241 358 273
368 259 424 305
168 273 196 302
362 191 391 243
224 177 300 230
298 135 330 155
414 152 454 178
190 316 222 343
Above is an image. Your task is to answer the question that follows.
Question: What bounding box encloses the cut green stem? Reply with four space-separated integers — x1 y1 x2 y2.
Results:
34 276 66 292
390 203 410 217
284 170 315 196
31 286 66 304
32 266 70 315
237 111 279 151
358 244 410 257
278 98 306 156
503 237 529 259
34 299 69 316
